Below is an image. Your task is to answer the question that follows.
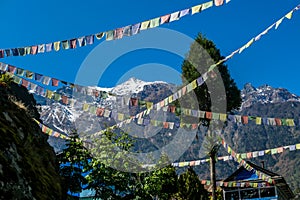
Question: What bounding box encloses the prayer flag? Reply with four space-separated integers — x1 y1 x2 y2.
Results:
86 35 94 45
140 20 150 30
95 32 105 40
31 46 38 54
160 14 170 24
285 11 293 19
202 1 213 10
170 11 180 22
46 43 53 52
62 40 70 49
106 30 114 41
214 0 224 6
70 39 77 49
149 17 160 28
54 41 61 51
38 44 45 53
132 23 140 35
114 28 124 40
179 9 190 18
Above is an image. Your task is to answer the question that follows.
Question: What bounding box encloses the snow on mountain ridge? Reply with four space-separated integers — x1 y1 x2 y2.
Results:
86 77 168 96
241 83 300 109
111 77 168 96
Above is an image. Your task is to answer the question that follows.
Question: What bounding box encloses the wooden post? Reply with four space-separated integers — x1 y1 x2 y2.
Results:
210 151 217 200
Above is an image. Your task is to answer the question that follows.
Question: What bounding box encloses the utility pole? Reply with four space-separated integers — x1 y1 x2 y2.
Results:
209 144 219 200
210 152 216 200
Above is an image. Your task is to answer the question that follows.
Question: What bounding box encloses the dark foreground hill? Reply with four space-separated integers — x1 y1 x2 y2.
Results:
0 82 64 199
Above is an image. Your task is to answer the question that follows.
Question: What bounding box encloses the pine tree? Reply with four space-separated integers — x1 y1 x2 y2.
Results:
181 34 242 200
57 132 92 196
181 33 241 113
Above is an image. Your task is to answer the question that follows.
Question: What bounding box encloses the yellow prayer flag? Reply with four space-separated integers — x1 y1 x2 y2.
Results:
83 103 90 111
285 10 293 19
46 90 54 99
256 117 262 125
296 143 300 150
117 113 124 121
54 41 60 51
191 79 197 89
191 5 202 15
287 119 295 126
245 38 254 48
265 149 271 154
219 113 227 121
140 20 150 30
168 95 173 103
48 129 53 135
146 102 153 110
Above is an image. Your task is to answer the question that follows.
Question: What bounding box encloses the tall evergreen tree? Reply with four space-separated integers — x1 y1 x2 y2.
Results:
181 33 241 113
57 132 92 196
181 34 242 200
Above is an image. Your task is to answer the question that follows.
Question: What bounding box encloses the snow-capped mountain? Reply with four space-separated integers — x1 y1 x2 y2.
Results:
241 83 300 109
36 77 176 139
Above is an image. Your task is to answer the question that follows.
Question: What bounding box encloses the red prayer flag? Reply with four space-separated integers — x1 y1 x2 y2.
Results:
51 78 59 87
70 39 77 49
205 112 212 119
31 46 38 55
96 108 104 116
242 116 248 124
163 122 169 128
61 95 68 105
275 118 282 126
21 79 29 88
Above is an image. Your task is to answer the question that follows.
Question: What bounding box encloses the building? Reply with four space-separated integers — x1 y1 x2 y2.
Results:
221 161 294 200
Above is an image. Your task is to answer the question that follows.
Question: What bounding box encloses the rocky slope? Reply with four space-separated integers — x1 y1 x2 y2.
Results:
0 81 64 200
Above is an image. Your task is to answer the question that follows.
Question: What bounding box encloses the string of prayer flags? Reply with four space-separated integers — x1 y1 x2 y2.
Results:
5 4 300 141
222 139 276 184
224 5 299 62
0 62 113 100
9 74 202 132
33 119 69 140
0 0 230 58
199 179 271 188
7 64 298 131
172 142 300 168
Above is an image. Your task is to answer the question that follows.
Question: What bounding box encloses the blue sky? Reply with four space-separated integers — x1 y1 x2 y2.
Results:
1 0 300 94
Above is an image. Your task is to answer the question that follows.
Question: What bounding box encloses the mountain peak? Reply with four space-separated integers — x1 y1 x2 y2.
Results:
243 83 256 93
241 83 300 109
111 77 167 96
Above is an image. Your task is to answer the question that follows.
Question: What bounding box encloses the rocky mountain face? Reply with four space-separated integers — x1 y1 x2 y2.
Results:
193 83 300 192
0 82 64 199
241 83 300 109
37 79 300 192
36 78 177 153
